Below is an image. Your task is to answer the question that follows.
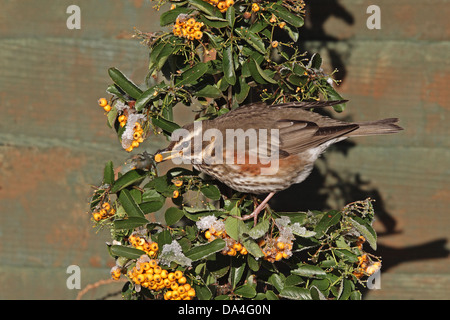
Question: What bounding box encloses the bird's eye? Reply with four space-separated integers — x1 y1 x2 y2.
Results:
181 141 190 149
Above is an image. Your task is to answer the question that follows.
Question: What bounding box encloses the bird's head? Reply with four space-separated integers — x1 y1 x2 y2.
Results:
154 122 213 165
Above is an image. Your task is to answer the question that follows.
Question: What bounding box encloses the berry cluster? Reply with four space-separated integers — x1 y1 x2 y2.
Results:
126 256 196 300
111 265 122 280
353 254 381 279
124 121 145 152
204 227 248 256
98 98 111 112
173 16 204 40
92 202 115 222
128 233 159 258
203 0 235 13
260 237 293 263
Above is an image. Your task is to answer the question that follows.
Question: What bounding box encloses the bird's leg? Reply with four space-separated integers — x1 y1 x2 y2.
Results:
236 192 275 225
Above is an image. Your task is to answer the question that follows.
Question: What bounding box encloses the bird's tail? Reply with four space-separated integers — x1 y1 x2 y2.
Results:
349 118 403 137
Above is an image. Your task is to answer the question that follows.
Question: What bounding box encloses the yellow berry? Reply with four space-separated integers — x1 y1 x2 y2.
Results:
279 22 286 29
226 0 234 7
131 141 139 148
173 190 180 198
271 41 279 48
252 3 260 12
160 269 168 278
194 22 203 31
103 105 111 112
183 283 191 291
174 270 183 279
204 231 212 239
240 247 248 255
178 276 187 285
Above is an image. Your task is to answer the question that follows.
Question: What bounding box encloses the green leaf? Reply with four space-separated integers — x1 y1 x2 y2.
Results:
226 5 235 27
199 15 228 28
338 279 353 300
222 45 236 85
148 39 180 73
108 67 142 99
267 3 304 28
248 219 270 239
194 283 212 300
235 28 266 54
114 217 148 230
106 84 128 101
185 238 226 261
224 216 246 242
268 273 285 293
292 264 327 278
160 7 192 26
156 229 172 249
334 249 359 263
235 283 256 298
265 290 279 300
229 258 245 289
110 170 146 194
310 285 327 300
314 210 341 238
183 207 224 221
242 237 264 258
151 117 180 134
248 58 277 85
236 77 250 103
110 245 144 260
348 217 377 250
118 189 145 218
285 275 304 287
139 201 165 214
103 161 114 185
188 0 220 18
200 184 221 200
134 85 158 111
279 286 312 300
165 207 184 226
175 62 209 87
325 86 346 112
309 53 322 69
196 85 223 98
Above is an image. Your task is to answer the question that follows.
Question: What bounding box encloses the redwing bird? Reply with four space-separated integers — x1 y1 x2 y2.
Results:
155 100 402 223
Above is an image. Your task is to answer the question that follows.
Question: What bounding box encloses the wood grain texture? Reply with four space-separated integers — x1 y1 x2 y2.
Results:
0 0 449 299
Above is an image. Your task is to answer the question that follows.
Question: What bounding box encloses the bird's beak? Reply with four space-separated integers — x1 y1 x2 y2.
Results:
154 148 183 163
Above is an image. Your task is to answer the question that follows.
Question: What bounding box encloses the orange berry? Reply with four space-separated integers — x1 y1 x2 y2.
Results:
93 212 102 221
174 180 183 187
149 259 157 268
275 252 283 261
226 0 234 7
103 104 111 112
187 288 196 297
178 276 187 285
153 265 162 274
204 231 212 239
276 241 285 250
98 98 108 107
271 41 279 48
174 270 183 279
150 242 158 251
168 272 176 282
173 190 180 198
279 22 286 29
155 154 163 162
252 3 260 12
